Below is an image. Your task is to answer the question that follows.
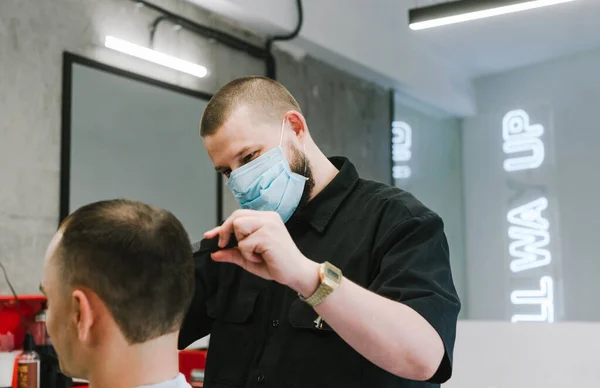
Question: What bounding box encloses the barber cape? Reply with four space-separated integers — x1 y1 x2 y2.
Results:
136 374 192 388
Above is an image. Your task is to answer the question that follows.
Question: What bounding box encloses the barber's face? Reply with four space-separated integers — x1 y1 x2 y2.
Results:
41 233 87 379
204 105 305 179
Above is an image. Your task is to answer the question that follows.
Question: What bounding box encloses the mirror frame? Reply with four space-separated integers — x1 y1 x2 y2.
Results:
59 52 221 226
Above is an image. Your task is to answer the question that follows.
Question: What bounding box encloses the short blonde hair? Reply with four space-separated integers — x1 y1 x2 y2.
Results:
200 76 302 137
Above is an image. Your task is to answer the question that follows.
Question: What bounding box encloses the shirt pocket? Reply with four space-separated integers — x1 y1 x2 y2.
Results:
288 298 334 332
205 289 260 386
288 299 362 388
286 299 362 388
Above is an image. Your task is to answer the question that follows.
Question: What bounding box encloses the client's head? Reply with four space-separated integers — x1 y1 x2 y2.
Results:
40 199 194 380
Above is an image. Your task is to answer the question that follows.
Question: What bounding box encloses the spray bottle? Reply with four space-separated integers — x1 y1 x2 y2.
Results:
15 333 39 388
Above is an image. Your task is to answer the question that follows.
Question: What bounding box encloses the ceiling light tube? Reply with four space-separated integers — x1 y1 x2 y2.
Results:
104 36 208 78
409 0 578 31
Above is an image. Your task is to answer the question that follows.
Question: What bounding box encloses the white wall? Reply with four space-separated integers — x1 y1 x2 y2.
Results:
393 101 467 317
445 321 600 388
189 0 476 116
462 47 600 321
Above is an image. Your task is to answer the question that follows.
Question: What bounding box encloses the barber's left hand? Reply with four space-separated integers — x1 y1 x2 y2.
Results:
204 210 318 293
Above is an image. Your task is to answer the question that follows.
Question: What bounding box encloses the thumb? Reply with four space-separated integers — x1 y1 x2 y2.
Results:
211 249 245 266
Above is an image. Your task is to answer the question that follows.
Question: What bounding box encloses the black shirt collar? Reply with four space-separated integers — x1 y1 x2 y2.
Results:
292 157 360 233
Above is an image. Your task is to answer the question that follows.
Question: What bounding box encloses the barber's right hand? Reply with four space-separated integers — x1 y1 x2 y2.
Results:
204 209 316 290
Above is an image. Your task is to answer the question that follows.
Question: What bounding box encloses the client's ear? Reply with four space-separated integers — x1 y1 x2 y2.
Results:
71 289 94 343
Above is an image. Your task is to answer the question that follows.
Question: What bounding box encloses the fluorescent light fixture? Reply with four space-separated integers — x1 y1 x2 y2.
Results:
409 0 578 30
104 36 208 78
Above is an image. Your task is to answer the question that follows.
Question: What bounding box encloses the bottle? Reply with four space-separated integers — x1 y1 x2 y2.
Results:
32 304 51 346
15 334 39 388
0 331 14 351
190 369 205 387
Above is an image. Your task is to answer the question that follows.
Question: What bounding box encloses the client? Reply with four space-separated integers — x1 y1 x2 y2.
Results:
40 199 194 388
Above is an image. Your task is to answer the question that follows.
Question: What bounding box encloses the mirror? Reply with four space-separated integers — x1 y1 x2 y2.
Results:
60 53 219 243
391 95 467 319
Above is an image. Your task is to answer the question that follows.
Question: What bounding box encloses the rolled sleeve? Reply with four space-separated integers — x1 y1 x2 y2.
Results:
369 213 461 384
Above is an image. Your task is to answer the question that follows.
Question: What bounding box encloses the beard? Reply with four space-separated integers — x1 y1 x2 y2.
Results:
289 142 315 210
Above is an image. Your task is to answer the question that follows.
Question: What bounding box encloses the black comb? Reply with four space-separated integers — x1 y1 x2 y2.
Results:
192 234 238 255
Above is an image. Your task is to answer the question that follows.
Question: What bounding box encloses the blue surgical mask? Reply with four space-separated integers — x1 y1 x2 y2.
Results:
226 119 308 223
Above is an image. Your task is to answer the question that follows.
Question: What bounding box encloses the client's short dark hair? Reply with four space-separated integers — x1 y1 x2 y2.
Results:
56 199 194 344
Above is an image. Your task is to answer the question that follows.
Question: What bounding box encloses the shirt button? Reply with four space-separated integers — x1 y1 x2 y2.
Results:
257 374 265 383
272 319 280 327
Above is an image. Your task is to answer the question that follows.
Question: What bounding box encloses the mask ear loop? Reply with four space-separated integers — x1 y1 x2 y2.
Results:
303 141 307 176
279 118 286 146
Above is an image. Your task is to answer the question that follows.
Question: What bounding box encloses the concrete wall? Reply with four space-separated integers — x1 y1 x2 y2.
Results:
0 0 390 294
462 46 600 321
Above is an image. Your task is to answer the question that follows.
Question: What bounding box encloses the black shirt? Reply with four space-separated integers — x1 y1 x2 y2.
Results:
179 157 461 388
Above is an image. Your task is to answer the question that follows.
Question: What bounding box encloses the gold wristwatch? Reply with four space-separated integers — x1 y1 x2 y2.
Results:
299 262 342 307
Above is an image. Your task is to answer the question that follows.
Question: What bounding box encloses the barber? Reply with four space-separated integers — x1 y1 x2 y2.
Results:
179 76 460 388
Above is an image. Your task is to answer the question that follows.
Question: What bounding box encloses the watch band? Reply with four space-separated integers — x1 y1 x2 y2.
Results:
300 283 333 307
298 262 342 307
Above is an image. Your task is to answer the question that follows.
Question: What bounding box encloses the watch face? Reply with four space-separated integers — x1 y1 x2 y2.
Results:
326 267 340 280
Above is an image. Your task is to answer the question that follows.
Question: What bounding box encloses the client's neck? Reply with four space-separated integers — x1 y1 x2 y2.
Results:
87 333 180 388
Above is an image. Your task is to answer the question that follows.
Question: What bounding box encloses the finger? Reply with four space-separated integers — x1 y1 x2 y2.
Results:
204 214 236 245
232 216 265 241
204 225 231 248
220 219 234 248
242 251 264 263
231 209 259 217
237 234 266 263
204 227 220 239
211 249 245 266
211 250 271 280
204 209 256 248
211 248 261 266
215 209 259 247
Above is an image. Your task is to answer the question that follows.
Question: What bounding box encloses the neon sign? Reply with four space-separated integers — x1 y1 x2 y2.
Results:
507 196 551 273
391 121 412 179
502 109 545 172
510 276 554 323
503 109 554 323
